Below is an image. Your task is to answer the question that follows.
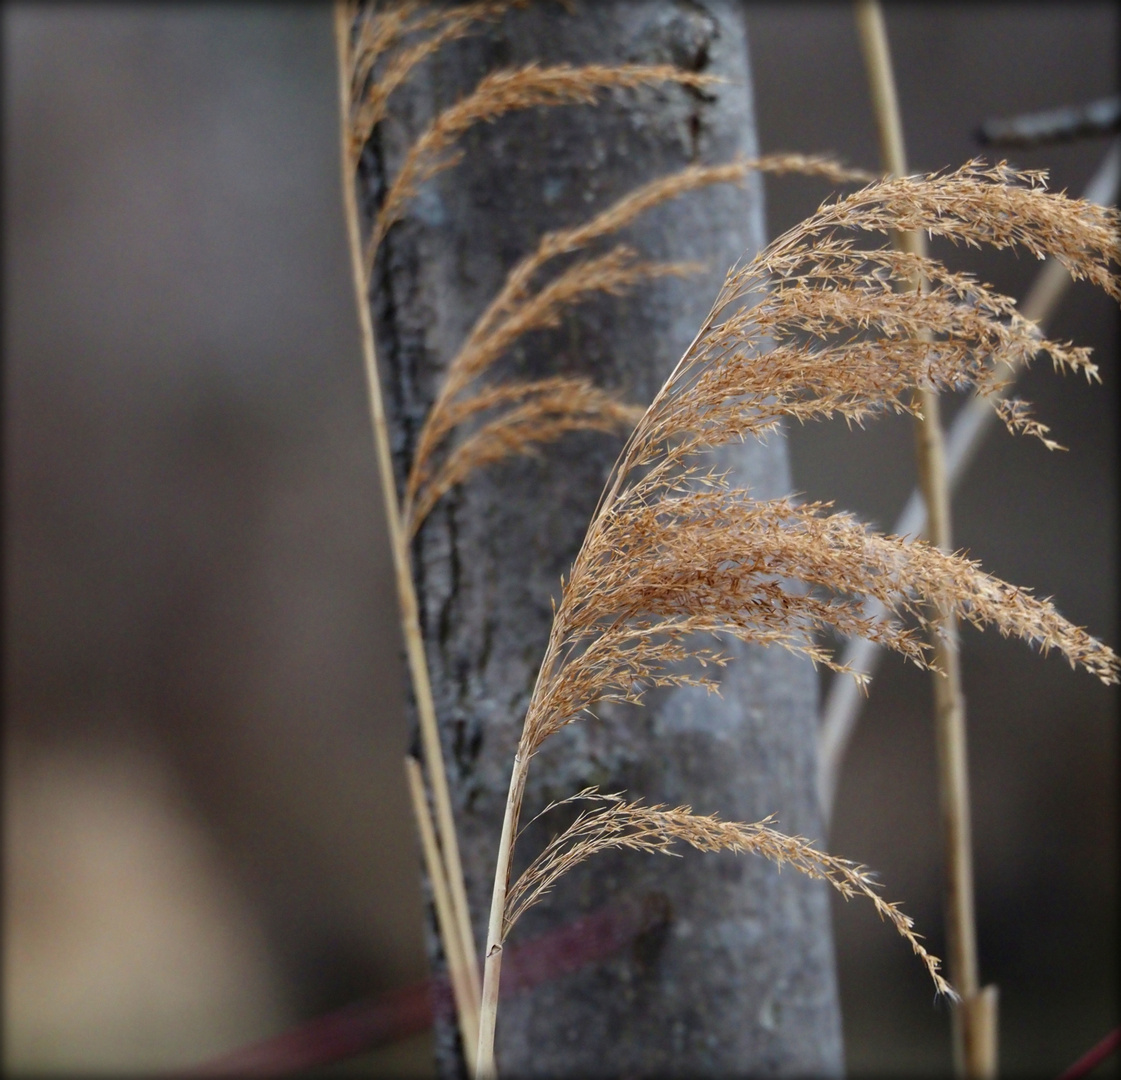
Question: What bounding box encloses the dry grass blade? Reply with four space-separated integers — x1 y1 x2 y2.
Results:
504 789 955 997
366 62 722 271
404 755 479 1065
855 9 994 1071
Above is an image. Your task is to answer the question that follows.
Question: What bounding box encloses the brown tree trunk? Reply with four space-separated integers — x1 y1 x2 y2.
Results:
360 2 843 1075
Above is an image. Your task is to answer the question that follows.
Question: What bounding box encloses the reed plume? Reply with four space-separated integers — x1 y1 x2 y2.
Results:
348 2 519 158
404 154 875 534
475 161 1120 1077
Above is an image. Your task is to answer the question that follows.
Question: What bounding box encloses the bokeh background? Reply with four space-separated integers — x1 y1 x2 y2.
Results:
4 4 1116 1076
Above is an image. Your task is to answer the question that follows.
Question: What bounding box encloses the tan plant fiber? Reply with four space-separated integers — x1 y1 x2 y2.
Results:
404 155 876 533
474 161 1120 1078
337 3 487 1060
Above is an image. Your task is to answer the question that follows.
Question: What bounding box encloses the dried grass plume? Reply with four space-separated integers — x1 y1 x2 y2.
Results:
476 160 1120 1076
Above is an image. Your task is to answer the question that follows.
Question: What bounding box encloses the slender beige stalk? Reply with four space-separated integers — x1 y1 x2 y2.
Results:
334 0 481 1031
854 3 994 1076
476 755 529 1080
405 756 479 1070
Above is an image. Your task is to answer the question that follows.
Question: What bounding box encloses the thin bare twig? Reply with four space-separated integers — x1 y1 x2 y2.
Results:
977 95 1120 149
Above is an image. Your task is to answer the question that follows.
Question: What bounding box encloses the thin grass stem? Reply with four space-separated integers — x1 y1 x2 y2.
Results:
405 756 480 1071
334 0 481 1042
854 3 993 1075
476 754 529 1080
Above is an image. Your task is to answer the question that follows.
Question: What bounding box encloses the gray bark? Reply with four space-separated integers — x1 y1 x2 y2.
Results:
361 2 843 1075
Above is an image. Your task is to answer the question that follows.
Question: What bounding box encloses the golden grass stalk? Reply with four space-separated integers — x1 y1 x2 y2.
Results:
475 162 1120 1078
854 4 988 1073
336 3 481 1057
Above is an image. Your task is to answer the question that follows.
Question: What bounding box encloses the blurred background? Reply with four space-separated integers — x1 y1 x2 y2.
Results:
3 3 1115 1076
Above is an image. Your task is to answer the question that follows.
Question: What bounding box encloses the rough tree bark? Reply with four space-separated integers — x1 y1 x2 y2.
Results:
360 2 843 1075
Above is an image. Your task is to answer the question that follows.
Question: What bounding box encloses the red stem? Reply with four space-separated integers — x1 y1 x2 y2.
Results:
1057 1028 1121 1080
179 895 667 1077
